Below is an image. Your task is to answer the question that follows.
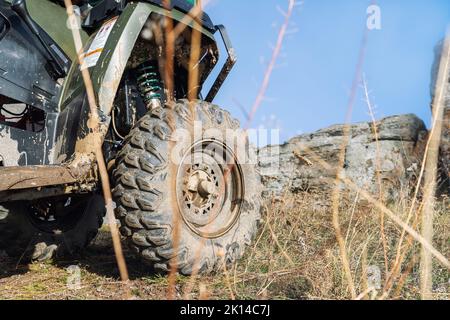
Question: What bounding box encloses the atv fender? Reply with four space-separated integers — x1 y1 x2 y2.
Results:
59 2 214 155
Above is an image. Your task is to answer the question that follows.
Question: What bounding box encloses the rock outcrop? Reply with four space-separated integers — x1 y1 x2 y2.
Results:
257 39 450 202
258 114 429 201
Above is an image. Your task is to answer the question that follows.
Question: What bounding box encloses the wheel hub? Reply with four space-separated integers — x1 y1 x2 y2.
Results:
180 158 223 228
176 139 244 238
186 169 216 199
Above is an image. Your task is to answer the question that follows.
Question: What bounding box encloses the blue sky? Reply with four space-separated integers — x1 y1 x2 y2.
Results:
202 0 450 144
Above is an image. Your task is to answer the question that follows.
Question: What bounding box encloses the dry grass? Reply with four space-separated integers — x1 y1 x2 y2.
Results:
1 191 447 300
225 191 449 300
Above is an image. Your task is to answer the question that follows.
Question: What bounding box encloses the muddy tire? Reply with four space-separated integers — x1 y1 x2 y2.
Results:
0 195 105 261
113 100 261 275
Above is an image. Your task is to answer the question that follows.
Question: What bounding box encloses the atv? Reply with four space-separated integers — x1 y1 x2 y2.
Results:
0 0 261 275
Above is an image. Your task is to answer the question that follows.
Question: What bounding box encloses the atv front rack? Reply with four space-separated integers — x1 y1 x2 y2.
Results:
81 1 236 103
205 25 237 102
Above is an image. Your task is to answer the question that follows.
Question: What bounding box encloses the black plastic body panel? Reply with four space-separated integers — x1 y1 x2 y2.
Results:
0 4 60 112
0 3 62 166
83 0 215 31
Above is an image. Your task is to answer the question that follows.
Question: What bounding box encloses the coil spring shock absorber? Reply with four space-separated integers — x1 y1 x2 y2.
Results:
136 61 164 109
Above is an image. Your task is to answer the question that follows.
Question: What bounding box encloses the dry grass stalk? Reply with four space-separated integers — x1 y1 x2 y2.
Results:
163 4 180 300
293 150 313 166
419 28 450 300
329 17 371 300
362 75 389 275
355 287 375 300
163 0 175 99
63 0 130 298
393 253 418 299
382 201 423 298
181 12 219 300
220 250 236 300
245 0 297 129
360 242 369 300
171 0 211 40
166 0 207 299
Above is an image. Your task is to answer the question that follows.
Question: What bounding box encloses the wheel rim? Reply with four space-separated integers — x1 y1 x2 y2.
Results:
176 139 244 238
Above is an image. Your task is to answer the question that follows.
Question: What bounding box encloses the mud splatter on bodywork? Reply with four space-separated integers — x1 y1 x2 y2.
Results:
0 127 26 166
